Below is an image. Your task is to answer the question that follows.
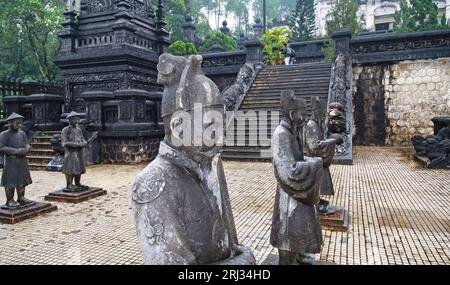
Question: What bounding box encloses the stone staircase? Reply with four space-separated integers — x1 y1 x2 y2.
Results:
28 131 59 170
222 62 332 160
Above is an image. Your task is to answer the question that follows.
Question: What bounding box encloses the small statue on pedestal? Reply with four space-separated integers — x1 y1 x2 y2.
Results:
305 96 337 214
0 113 34 209
271 91 323 265
132 53 255 265
61 111 89 192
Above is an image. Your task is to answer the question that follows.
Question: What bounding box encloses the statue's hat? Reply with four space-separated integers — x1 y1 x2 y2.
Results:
280 90 306 111
175 55 224 113
5 112 24 122
66 111 82 119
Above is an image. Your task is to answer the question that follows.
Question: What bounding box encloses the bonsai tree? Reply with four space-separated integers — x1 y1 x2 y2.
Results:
260 27 291 66
168 40 198 56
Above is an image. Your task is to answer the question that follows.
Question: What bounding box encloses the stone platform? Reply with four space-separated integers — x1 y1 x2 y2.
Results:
413 154 450 169
0 202 57 224
319 207 349 232
0 147 449 265
262 254 335 265
45 187 107 203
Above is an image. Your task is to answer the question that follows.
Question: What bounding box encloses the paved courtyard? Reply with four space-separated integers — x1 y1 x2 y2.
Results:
0 147 448 265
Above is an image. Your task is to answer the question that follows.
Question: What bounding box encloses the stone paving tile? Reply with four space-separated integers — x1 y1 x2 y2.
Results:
0 147 448 265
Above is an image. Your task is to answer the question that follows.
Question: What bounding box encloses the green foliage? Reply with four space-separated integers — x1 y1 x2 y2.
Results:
260 27 291 66
164 0 213 42
326 0 361 37
323 39 335 62
0 0 64 80
168 41 198 56
164 0 186 41
253 0 296 24
199 31 238 52
289 0 316 41
394 0 449 32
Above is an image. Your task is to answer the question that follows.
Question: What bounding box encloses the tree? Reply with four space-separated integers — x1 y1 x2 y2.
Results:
260 27 291 66
394 0 449 32
0 0 64 80
253 0 295 25
393 0 416 32
164 0 186 42
164 0 212 42
326 0 361 36
289 0 316 41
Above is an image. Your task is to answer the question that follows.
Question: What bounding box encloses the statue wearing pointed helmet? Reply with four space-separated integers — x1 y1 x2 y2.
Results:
132 53 255 265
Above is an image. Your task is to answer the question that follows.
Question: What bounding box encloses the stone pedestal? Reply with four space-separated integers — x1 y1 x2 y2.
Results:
413 154 450 169
261 254 335 265
319 207 349 232
0 202 57 224
45 187 107 204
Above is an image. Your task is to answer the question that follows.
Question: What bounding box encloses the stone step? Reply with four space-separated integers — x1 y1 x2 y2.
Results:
30 143 53 150
249 82 330 91
27 156 54 164
29 149 56 156
28 163 50 171
256 72 331 79
260 64 331 73
33 137 53 143
229 62 332 160
221 147 272 160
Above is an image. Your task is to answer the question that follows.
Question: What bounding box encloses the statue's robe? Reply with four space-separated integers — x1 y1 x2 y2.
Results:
271 121 323 254
305 119 336 195
132 142 255 265
61 125 86 175
0 129 32 188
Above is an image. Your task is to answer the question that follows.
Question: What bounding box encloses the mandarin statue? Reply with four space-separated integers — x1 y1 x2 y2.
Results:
0 113 34 209
132 53 255 265
271 91 323 265
61 111 95 192
305 96 337 214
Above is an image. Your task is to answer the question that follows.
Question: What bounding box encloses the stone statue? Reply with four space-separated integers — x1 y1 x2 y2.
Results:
412 126 450 168
271 90 323 265
327 102 348 155
222 63 256 111
132 53 255 265
0 113 34 209
61 111 90 192
305 97 337 214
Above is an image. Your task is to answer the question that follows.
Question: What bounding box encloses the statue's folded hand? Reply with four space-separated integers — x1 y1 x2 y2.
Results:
14 148 28 156
289 157 322 182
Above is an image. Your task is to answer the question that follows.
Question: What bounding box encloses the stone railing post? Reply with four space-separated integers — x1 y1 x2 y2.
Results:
244 40 263 64
332 29 352 58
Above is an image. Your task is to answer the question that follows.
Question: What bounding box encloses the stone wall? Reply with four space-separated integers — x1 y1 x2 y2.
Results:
353 64 386 146
383 58 450 145
353 58 450 146
100 136 163 164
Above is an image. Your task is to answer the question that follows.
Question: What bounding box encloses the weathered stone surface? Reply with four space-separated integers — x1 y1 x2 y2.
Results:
132 54 255 265
45 187 107 204
271 90 323 265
